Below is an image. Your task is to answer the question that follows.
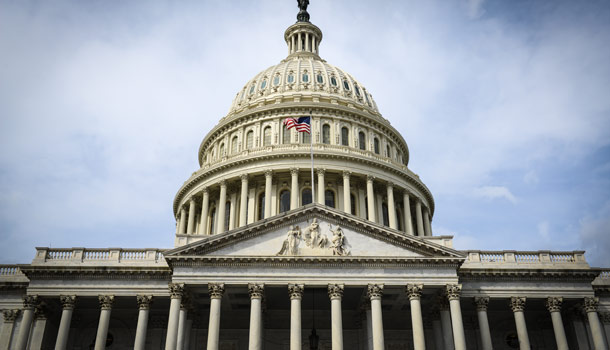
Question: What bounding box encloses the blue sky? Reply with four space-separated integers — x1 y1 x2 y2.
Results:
1 0 609 266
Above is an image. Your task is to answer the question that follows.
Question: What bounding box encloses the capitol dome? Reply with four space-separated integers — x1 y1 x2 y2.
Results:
173 10 435 247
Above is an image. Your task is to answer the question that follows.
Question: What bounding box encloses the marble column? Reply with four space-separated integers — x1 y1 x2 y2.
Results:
423 208 432 236
288 284 304 350
317 169 325 205
207 283 225 350
406 284 425 350
94 295 114 350
446 285 466 350
403 192 414 235
240 175 249 227
186 197 196 235
229 192 237 230
264 171 272 218
367 284 385 350
510 296 531 350
14 295 39 350
366 176 376 222
328 284 345 350
177 295 190 350
584 297 607 350
290 168 299 210
165 283 184 350
439 296 454 350
55 295 76 350
474 297 492 350
200 188 209 235
134 295 152 350
0 310 20 350
387 183 397 229
343 171 351 214
29 307 47 350
415 199 424 236
545 297 568 350
248 283 264 350
178 207 186 234
216 180 227 233
431 310 444 350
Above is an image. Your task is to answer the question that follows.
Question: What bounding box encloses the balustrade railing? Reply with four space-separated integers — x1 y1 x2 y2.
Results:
47 249 73 260
0 265 21 275
34 248 168 264
468 250 586 265
515 253 540 263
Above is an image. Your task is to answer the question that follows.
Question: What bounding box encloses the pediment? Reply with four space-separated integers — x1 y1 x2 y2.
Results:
165 205 465 262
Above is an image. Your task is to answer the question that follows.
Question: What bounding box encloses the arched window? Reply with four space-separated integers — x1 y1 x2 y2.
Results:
273 75 281 86
302 72 309 83
231 136 238 154
382 203 389 226
386 145 390 157
258 193 265 220
246 131 254 149
283 124 291 144
374 138 380 154
322 124 330 144
219 143 225 158
263 126 271 146
350 193 357 216
341 127 349 146
330 76 338 87
225 201 231 231
301 188 312 205
301 131 311 144
325 190 335 208
279 190 290 213
359 131 366 150
209 208 216 235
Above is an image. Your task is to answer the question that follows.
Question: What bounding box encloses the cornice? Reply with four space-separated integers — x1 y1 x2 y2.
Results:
459 268 600 282
19 266 172 280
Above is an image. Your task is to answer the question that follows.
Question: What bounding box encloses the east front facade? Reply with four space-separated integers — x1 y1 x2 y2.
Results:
1 3 609 350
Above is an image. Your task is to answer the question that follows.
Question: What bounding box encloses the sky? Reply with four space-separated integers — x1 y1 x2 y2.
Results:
1 0 609 267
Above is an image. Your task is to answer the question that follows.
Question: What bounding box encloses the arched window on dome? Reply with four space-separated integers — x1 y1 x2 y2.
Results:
330 76 338 87
322 124 330 144
282 124 291 144
316 74 323 84
209 207 216 235
343 80 350 91
249 84 256 95
287 73 295 84
301 131 311 144
374 138 380 154
359 131 366 150
224 201 231 231
341 127 349 146
219 143 225 158
325 190 335 208
273 75 281 86
231 136 238 154
301 188 312 206
258 193 265 220
246 130 254 149
263 126 272 146
260 79 267 90
354 84 361 96
302 72 309 83
279 190 290 213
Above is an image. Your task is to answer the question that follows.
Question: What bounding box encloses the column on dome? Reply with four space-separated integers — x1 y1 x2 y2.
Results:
446 285 466 350
403 192 414 235
200 188 209 234
248 284 264 350
474 297 492 350
584 297 607 350
55 295 76 350
229 192 237 230
216 181 227 234
387 183 397 229
177 294 191 350
438 295 454 350
291 35 296 54
317 169 325 205
134 295 153 350
264 171 273 219
0 310 20 350
165 283 184 350
207 283 225 350
29 306 48 350
510 296 531 350
240 175 249 227
178 207 187 234
415 199 424 236
366 176 376 222
423 207 432 236
94 295 114 350
186 197 196 235
290 168 299 210
545 297 568 350
305 32 310 51
14 295 38 350
297 32 302 51
367 284 385 350
328 284 345 350
343 171 351 215
288 284 304 350
406 284 425 350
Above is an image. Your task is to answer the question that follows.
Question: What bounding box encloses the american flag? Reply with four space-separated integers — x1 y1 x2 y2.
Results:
283 116 311 133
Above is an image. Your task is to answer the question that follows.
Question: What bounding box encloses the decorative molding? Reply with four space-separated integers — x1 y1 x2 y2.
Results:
180 293 191 310
328 283 344 299
366 175 375 183
208 283 225 299
60 295 76 310
546 297 563 313
3 309 20 322
98 295 115 310
367 284 384 300
584 297 599 313
316 168 326 176
168 283 185 299
137 295 153 310
510 296 526 312
264 170 273 178
342 170 351 178
406 284 423 301
34 305 48 320
474 297 489 311
248 283 265 299
446 284 462 301
290 168 299 176
288 284 304 300
23 294 39 309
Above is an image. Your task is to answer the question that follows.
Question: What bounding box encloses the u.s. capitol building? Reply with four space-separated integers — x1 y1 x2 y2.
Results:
1 3 609 350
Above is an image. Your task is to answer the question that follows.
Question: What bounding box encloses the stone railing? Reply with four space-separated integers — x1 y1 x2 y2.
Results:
32 247 168 266
593 268 610 286
0 264 29 282
464 250 588 268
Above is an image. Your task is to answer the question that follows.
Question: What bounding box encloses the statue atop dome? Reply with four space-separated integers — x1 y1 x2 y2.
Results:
297 0 310 22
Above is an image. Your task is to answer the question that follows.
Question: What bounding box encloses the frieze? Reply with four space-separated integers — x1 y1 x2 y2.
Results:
276 220 350 257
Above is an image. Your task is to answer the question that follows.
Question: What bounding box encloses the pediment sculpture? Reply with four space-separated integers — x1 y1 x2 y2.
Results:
277 218 350 256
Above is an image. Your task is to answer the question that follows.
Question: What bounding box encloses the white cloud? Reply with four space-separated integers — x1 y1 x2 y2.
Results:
473 186 517 204
579 201 610 267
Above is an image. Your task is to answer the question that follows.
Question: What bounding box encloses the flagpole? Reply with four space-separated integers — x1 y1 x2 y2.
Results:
310 109 314 205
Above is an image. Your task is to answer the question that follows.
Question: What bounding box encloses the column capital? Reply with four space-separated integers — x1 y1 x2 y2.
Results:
98 295 115 310
288 284 304 300
240 174 249 181
208 283 225 299
248 283 265 299
406 284 423 300
189 197 196 203
60 295 76 310
3 309 20 322
264 170 273 178
342 170 351 178
180 293 192 310
510 296 526 312
34 305 48 320
366 175 375 183
219 179 227 188
316 168 326 176
168 283 185 299
328 283 344 300
367 284 384 300
22 295 39 309
584 296 599 312
474 296 489 311
546 296 563 312
290 168 300 176
201 187 209 194
386 181 394 189
445 284 462 301
137 295 153 310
